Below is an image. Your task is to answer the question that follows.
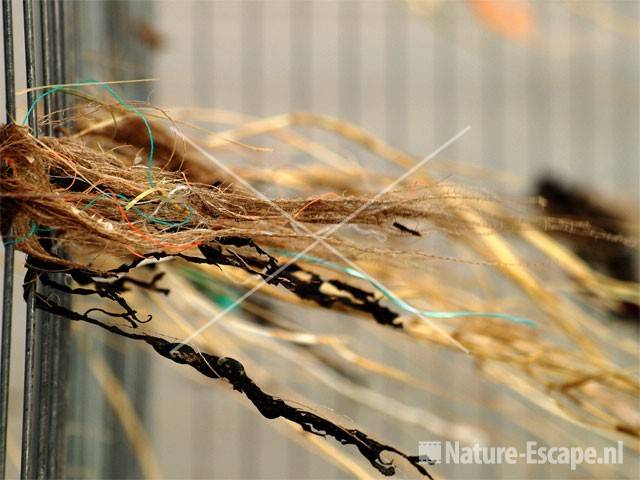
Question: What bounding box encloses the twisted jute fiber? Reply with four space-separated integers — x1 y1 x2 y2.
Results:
1 122 484 273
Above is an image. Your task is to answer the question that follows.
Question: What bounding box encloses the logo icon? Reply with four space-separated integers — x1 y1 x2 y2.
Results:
419 441 442 465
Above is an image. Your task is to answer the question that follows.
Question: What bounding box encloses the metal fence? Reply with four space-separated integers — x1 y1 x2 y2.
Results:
1 1 153 478
2 1 71 478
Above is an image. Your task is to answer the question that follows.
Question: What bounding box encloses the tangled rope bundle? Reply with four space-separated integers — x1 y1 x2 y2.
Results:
2 99 639 476
2 121 449 477
1 122 491 271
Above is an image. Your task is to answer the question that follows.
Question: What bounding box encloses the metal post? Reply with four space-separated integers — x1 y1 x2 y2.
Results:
20 1 43 478
2 2 72 478
47 2 70 476
0 0 16 477
34 2 54 477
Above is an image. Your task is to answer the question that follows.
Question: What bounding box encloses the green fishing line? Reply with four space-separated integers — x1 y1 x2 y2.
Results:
2 221 38 247
5 80 165 246
181 266 238 310
272 250 537 328
4 188 194 247
22 79 157 187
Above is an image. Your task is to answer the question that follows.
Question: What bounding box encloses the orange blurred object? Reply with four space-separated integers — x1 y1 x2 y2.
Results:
468 0 535 41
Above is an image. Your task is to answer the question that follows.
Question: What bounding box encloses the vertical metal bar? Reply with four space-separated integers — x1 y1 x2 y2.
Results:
51 0 64 122
1 1 17 477
21 0 38 133
39 0 52 134
34 2 53 477
47 2 70 477
20 0 42 478
0 1 16 119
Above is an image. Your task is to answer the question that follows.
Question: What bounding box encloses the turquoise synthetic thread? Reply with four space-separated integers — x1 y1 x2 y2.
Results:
273 250 537 328
22 79 156 187
3 189 194 247
3 221 38 247
8 81 191 245
181 266 238 310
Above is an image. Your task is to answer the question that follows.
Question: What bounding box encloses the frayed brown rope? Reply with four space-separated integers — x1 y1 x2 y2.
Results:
1 123 472 272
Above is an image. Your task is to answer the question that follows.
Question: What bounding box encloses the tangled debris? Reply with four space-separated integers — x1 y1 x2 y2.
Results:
2 121 437 476
29 260 429 478
2 112 639 475
1 123 473 271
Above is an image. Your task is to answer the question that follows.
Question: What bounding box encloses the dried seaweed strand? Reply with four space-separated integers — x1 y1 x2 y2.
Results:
30 273 430 478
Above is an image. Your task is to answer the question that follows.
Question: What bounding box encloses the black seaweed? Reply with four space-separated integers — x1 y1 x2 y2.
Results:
30 273 431 478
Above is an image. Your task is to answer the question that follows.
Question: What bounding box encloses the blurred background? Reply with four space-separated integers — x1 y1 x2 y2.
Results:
2 0 639 479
